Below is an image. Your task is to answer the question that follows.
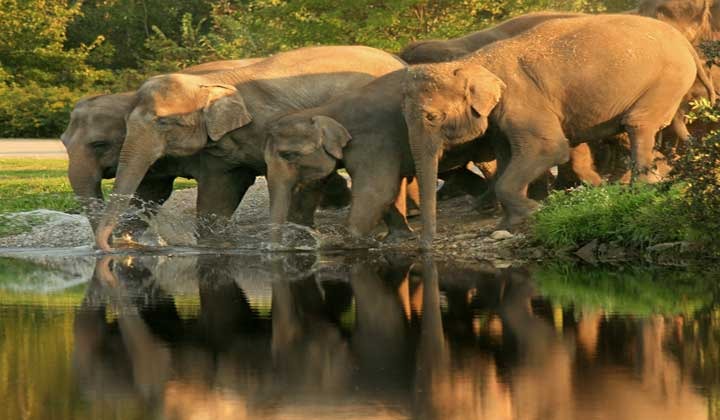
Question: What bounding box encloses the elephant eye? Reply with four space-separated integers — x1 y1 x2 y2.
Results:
279 150 302 161
155 116 186 129
424 111 445 125
90 141 110 152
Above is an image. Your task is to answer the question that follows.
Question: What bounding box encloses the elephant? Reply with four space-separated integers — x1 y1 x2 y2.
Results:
264 69 495 241
402 8 719 194
401 14 713 249
63 58 352 238
400 12 584 201
399 11 583 64
61 58 264 233
93 45 406 251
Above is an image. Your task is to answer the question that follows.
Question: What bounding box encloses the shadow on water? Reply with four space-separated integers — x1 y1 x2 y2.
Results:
1 253 720 419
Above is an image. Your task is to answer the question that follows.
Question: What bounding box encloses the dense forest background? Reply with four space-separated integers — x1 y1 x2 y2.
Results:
0 0 634 137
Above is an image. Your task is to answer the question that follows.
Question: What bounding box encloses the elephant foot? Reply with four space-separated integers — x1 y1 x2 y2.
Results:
474 193 500 215
382 228 416 244
497 210 534 232
407 208 421 218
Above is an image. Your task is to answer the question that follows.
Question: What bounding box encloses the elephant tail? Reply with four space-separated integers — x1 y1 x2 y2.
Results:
690 44 718 104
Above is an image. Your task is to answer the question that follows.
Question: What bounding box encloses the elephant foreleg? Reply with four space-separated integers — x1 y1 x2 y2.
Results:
287 181 325 227
196 169 256 239
495 125 569 230
119 176 175 240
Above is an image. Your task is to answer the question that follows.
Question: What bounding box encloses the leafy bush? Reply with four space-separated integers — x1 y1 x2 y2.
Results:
672 131 720 236
0 83 87 138
532 183 689 249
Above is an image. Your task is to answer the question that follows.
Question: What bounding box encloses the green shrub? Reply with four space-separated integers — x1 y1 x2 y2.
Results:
0 83 86 138
532 183 689 249
672 131 720 237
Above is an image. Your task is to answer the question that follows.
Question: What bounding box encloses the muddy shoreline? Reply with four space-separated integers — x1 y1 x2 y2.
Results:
0 177 706 267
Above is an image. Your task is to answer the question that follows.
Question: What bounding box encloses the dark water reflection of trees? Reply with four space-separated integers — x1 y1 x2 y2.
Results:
1 254 720 419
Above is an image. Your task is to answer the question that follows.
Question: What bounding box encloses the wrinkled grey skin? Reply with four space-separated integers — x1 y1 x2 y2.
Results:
399 11 584 64
94 46 406 251
265 69 494 241
403 15 705 249
61 59 263 232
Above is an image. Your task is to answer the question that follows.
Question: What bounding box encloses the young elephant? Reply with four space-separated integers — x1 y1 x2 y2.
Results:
402 14 712 249
265 69 493 240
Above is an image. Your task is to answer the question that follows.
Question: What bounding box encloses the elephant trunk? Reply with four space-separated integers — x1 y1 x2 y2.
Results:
409 127 440 251
67 150 104 231
94 140 161 251
267 166 296 245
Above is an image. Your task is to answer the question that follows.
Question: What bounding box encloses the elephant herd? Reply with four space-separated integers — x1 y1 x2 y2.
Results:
60 0 720 251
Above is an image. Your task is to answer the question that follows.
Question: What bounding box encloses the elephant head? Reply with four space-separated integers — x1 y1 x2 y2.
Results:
264 115 351 234
61 93 134 228
638 0 720 43
94 73 253 251
402 63 505 249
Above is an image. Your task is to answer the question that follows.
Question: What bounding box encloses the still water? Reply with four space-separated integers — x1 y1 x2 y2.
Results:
1 251 719 420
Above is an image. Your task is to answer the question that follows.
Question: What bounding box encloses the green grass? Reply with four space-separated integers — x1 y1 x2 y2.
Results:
531 183 693 249
0 158 196 236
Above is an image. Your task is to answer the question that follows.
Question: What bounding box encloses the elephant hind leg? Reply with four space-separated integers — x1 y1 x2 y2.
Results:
347 171 403 238
626 125 663 183
569 143 603 187
496 125 569 229
623 86 687 182
384 177 414 241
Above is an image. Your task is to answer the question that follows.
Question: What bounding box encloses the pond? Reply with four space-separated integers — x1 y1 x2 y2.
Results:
1 250 719 420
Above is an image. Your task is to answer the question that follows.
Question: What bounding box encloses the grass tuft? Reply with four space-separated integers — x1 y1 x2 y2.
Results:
532 183 690 249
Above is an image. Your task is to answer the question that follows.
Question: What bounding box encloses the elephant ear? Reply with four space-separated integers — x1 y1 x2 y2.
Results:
313 115 351 160
455 68 505 117
202 84 253 141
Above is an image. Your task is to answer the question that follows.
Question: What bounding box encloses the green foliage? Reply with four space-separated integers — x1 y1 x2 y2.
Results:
532 183 689 249
0 83 85 138
142 13 221 74
66 0 213 70
673 130 720 237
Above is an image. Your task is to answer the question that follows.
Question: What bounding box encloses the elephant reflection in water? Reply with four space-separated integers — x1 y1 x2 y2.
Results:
73 254 419 417
74 255 269 419
74 255 709 420
413 261 707 420
267 255 418 404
